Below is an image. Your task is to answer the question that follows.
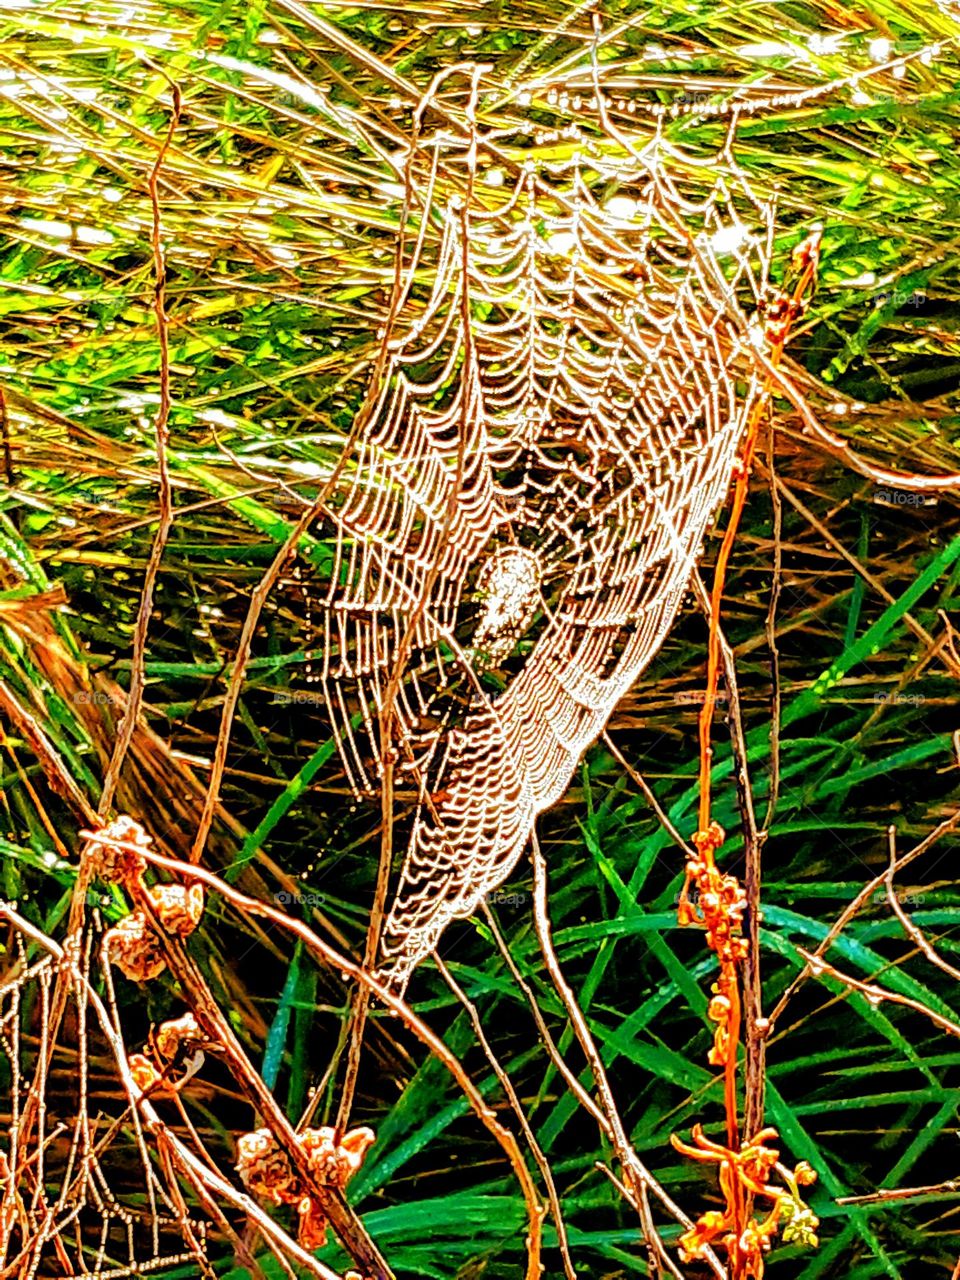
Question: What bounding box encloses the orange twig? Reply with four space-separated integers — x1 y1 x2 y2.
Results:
679 233 822 1280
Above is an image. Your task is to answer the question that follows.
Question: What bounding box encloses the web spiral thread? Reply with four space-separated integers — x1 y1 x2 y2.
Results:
315 113 777 990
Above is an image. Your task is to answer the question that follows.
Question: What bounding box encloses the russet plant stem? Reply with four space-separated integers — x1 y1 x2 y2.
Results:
690 239 821 1280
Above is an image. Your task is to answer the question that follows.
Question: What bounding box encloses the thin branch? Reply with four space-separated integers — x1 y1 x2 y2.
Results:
767 806 960 1031
434 956 552 1280
0 681 97 827
838 1180 960 1207
481 895 719 1268
796 946 960 1040
0 903 346 1280
762 427 783 833
762 466 960 677
594 1164 682 1280
691 573 766 1142
481 903 614 1132
187 71 424 868
100 80 181 817
132 882 394 1278
758 349 960 494
115 843 547 1276
0 384 12 485
885 826 960 984
529 831 719 1279
601 730 694 858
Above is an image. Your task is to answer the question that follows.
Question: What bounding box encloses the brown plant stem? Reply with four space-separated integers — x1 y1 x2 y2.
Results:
761 349 960 494
762 427 783 834
434 957 556 1277
479 904 723 1277
0 385 12 485
795 946 960 1040
529 832 687 1277
692 573 766 1143
0 902 345 1280
885 826 960 983
766 805 960 1032
698 240 819 828
124 878 394 1280
120 845 545 1280
682 241 819 1280
100 80 181 818
601 730 694 858
838 1180 960 1207
762 466 959 675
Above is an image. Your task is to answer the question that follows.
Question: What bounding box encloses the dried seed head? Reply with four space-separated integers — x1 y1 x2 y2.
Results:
85 816 151 888
300 1125 375 1188
105 912 166 982
290 1126 376 1249
236 1130 299 1206
148 882 204 938
128 1052 161 1094
155 1011 202 1063
297 1196 330 1251
300 1127 342 1185
339 1125 376 1172
678 1208 728 1262
692 822 725 856
708 993 731 1021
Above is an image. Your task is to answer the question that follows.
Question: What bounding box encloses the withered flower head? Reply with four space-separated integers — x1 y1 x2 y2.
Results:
692 821 725 856
738 1215 779 1278
780 1196 820 1249
85 816 151 888
236 1129 299 1206
105 912 166 982
128 1052 161 1094
300 1125 375 1188
740 1129 780 1186
678 1209 729 1261
155 1011 203 1063
148 882 204 938
297 1196 330 1252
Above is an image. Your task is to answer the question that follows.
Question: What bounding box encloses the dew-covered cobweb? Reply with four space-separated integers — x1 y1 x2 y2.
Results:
313 110 776 990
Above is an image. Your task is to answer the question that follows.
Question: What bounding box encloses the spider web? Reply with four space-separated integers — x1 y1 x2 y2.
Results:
0 906 210 1278
315 111 776 990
